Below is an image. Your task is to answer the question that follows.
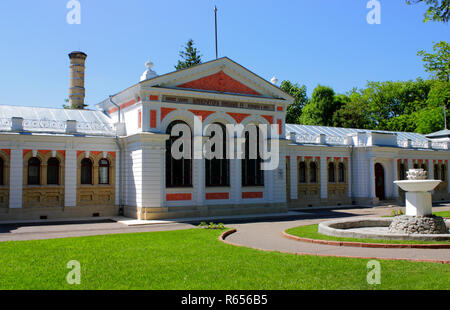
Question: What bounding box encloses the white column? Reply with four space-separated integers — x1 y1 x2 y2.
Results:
320 156 327 199
428 160 435 195
114 150 120 206
141 101 150 132
290 156 298 200
447 163 450 193
64 149 77 207
347 157 352 198
9 148 23 209
428 161 434 179
369 157 376 198
408 158 413 170
392 158 399 198
232 137 245 204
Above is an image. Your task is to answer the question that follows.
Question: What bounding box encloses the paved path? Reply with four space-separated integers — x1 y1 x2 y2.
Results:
224 205 450 263
0 220 195 242
1 204 449 263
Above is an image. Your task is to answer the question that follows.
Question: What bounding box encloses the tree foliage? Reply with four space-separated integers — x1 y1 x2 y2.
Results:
175 39 202 70
406 0 449 23
299 85 342 126
280 81 308 124
417 41 450 82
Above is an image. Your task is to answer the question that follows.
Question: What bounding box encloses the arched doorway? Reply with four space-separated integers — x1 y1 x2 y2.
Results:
375 163 385 200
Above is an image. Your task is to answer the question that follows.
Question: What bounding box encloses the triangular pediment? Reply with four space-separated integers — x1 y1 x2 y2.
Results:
139 57 295 102
175 70 262 96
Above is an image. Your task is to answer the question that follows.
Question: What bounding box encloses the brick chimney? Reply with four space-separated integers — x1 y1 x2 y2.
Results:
68 51 87 109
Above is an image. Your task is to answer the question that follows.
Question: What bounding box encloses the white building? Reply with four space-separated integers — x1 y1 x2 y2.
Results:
0 52 448 221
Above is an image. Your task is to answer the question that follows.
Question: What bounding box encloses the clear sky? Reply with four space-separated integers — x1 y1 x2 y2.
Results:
0 0 448 109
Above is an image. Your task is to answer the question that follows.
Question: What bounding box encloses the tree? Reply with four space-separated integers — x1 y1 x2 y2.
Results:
414 107 446 133
359 79 432 130
175 39 202 70
299 85 341 126
280 81 308 124
418 41 450 82
332 91 372 129
406 0 449 23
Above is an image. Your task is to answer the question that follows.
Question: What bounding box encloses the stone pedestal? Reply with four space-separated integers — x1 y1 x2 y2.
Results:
405 192 432 216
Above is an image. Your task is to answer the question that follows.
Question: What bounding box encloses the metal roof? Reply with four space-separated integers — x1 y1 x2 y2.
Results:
0 105 115 136
425 129 450 138
285 124 428 142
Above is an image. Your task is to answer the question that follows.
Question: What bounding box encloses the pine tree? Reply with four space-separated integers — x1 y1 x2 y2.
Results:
175 39 202 70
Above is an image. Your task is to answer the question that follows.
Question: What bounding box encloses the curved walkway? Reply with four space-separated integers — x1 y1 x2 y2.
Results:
223 207 450 264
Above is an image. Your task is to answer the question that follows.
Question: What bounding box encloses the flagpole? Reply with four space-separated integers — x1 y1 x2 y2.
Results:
214 6 218 59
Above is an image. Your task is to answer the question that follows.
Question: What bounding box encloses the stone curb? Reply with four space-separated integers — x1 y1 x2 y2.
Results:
281 230 450 249
219 229 450 265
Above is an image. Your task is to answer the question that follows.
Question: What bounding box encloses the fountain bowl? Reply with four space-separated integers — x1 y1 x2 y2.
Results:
394 179 441 192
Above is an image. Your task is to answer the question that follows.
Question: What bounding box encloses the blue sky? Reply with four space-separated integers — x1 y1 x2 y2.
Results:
0 0 448 109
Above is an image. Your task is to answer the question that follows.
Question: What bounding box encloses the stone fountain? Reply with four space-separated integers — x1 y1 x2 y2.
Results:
318 168 449 241
392 169 448 234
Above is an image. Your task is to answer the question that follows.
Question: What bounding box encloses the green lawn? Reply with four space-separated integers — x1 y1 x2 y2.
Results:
285 224 450 245
0 228 449 290
434 211 450 218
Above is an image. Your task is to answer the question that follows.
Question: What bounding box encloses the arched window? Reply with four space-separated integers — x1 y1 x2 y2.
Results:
328 162 335 183
413 163 419 169
166 121 192 188
434 164 439 180
47 158 60 185
310 162 317 183
81 158 93 185
338 163 345 183
205 123 229 187
99 159 110 185
242 125 264 187
441 164 447 182
0 157 4 186
399 163 406 180
299 162 306 183
28 157 41 185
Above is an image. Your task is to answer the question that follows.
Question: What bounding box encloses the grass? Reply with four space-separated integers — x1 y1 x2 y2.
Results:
383 211 450 218
285 224 450 245
0 228 449 290
434 211 450 218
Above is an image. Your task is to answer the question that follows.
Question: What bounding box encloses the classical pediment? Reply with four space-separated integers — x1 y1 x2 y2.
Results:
176 70 261 96
140 57 294 102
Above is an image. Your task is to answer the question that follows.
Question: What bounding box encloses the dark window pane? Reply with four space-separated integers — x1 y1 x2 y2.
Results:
434 164 439 180
338 163 345 183
81 158 92 185
47 158 59 185
310 162 317 183
166 121 192 187
242 127 264 186
299 162 306 183
206 123 230 187
28 157 40 185
328 163 335 183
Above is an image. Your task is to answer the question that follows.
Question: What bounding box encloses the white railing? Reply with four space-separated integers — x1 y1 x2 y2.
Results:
0 118 116 136
0 118 12 130
23 119 66 131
